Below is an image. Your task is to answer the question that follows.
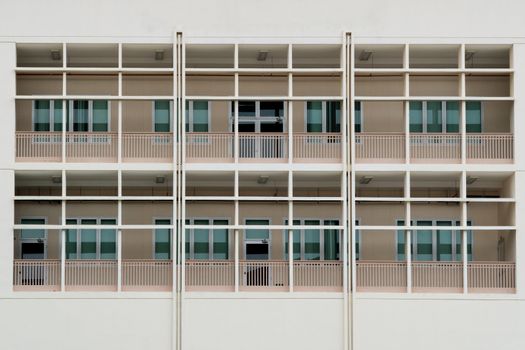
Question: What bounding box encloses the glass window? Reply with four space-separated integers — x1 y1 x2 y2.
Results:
99 219 116 260
326 102 341 133
415 221 433 261
355 220 360 261
80 219 97 259
193 219 210 259
426 101 442 132
20 218 46 242
154 101 171 132
260 101 284 117
437 221 453 261
192 101 209 132
212 219 229 260
238 101 256 117
92 100 109 132
72 100 89 132
34 100 50 131
304 220 320 260
323 220 339 260
306 101 323 132
409 101 423 132
396 220 406 261
185 219 190 257
53 100 64 131
355 101 362 133
455 221 473 261
466 101 482 133
66 218 78 260
154 219 171 260
446 101 459 133
246 219 270 240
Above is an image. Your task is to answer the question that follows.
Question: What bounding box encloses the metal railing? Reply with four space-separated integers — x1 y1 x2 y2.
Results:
185 133 233 160
355 133 405 161
122 132 173 162
185 260 235 290
293 260 343 290
466 133 513 161
468 262 515 291
122 259 172 291
412 261 463 291
239 260 289 290
65 260 117 291
13 259 61 291
410 133 461 161
356 261 407 291
293 133 342 161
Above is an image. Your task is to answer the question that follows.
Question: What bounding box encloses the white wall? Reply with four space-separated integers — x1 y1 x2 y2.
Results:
354 296 525 350
182 294 344 350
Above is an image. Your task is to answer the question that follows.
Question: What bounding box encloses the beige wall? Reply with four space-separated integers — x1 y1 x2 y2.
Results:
361 101 404 132
466 75 511 97
67 75 118 95
410 75 459 96
355 75 404 96
122 74 173 96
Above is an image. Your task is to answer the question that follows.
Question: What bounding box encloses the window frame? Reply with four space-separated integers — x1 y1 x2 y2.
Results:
228 101 287 132
185 217 230 260
153 217 172 260
32 100 64 132
395 219 473 262
151 100 174 132
283 218 341 261
65 217 117 260
304 101 341 133
409 101 481 133
19 217 48 259
67 100 111 132
186 100 211 132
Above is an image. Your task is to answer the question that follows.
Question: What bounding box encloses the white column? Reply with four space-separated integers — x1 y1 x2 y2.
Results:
288 43 293 164
404 44 410 164
61 43 67 163
460 44 466 164
288 169 293 292
461 171 468 293
118 43 123 164
117 229 122 292
234 229 239 292
405 171 411 293
234 44 239 163
60 229 66 292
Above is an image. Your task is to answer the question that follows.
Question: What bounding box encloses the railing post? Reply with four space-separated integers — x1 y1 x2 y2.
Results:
234 229 239 292
61 229 66 292
117 229 122 292
288 229 293 292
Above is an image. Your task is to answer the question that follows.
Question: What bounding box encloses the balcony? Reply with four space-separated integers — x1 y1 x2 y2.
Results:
356 261 515 293
16 131 342 163
355 132 513 163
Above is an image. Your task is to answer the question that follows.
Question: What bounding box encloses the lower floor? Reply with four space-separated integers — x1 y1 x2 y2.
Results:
0 295 523 350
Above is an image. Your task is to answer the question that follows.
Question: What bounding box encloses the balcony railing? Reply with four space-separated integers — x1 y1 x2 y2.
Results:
354 133 513 163
239 260 289 291
293 260 343 291
356 261 407 292
65 260 117 291
185 260 235 291
293 133 342 162
410 134 461 162
13 259 61 291
356 261 515 293
122 133 173 162
355 133 405 163
122 259 172 291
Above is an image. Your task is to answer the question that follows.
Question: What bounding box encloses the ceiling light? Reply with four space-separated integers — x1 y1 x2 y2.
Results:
155 50 165 61
257 175 270 184
51 175 62 184
50 50 61 61
465 51 476 61
257 50 269 61
359 176 373 185
359 50 373 61
155 176 166 184
466 176 479 185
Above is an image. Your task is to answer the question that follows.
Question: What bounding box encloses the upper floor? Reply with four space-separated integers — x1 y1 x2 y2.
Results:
12 42 516 166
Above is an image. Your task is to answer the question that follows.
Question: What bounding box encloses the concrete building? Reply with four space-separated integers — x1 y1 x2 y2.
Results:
1 1 525 349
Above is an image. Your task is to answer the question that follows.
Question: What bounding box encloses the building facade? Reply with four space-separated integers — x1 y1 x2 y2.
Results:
1 1 525 350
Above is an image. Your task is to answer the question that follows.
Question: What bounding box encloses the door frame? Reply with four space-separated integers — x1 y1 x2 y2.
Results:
19 217 48 259
229 101 287 133
243 218 271 260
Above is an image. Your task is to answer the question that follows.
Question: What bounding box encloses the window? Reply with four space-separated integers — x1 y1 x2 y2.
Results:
230 101 285 133
396 220 473 261
32 100 64 131
466 101 482 133
186 101 210 132
154 100 171 132
154 219 171 260
284 219 340 260
306 101 340 133
185 219 229 260
354 101 362 133
410 101 463 133
354 219 360 260
65 218 116 260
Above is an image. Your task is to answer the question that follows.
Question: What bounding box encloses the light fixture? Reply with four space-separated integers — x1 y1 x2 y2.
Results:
257 50 269 61
257 175 270 184
155 176 166 184
50 50 61 61
466 176 479 185
465 51 476 61
155 50 165 61
359 50 373 61
359 176 373 185
51 175 62 184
